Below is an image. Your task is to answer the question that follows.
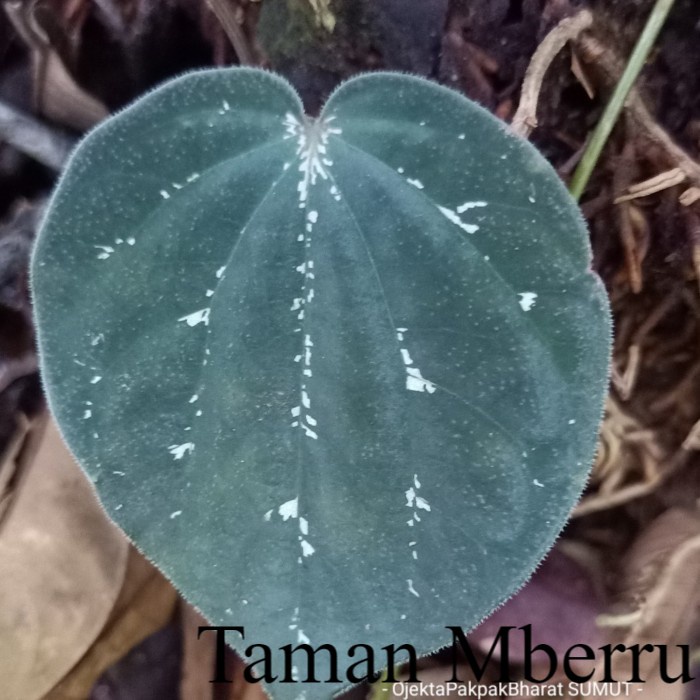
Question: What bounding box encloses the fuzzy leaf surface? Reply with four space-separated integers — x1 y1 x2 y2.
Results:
32 68 610 697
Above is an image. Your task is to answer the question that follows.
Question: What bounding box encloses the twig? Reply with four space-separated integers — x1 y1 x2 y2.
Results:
570 47 595 99
511 10 593 138
611 344 641 399
613 141 648 293
205 0 256 66
0 99 74 170
577 34 700 190
681 418 700 451
686 208 700 298
569 0 678 200
626 96 700 186
614 167 686 203
680 187 700 207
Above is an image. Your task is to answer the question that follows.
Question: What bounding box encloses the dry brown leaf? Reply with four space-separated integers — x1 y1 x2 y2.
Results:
620 509 700 591
594 509 700 698
4 1 108 131
35 50 108 131
0 414 129 700
620 510 700 643
44 547 178 699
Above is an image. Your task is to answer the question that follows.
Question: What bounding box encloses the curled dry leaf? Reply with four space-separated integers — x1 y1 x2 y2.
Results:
605 508 700 629
4 0 108 131
595 508 700 699
0 413 129 700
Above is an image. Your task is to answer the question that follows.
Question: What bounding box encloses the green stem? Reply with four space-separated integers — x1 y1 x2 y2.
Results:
569 0 676 201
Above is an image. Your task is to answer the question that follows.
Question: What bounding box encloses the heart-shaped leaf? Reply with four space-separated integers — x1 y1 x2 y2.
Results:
32 68 610 697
